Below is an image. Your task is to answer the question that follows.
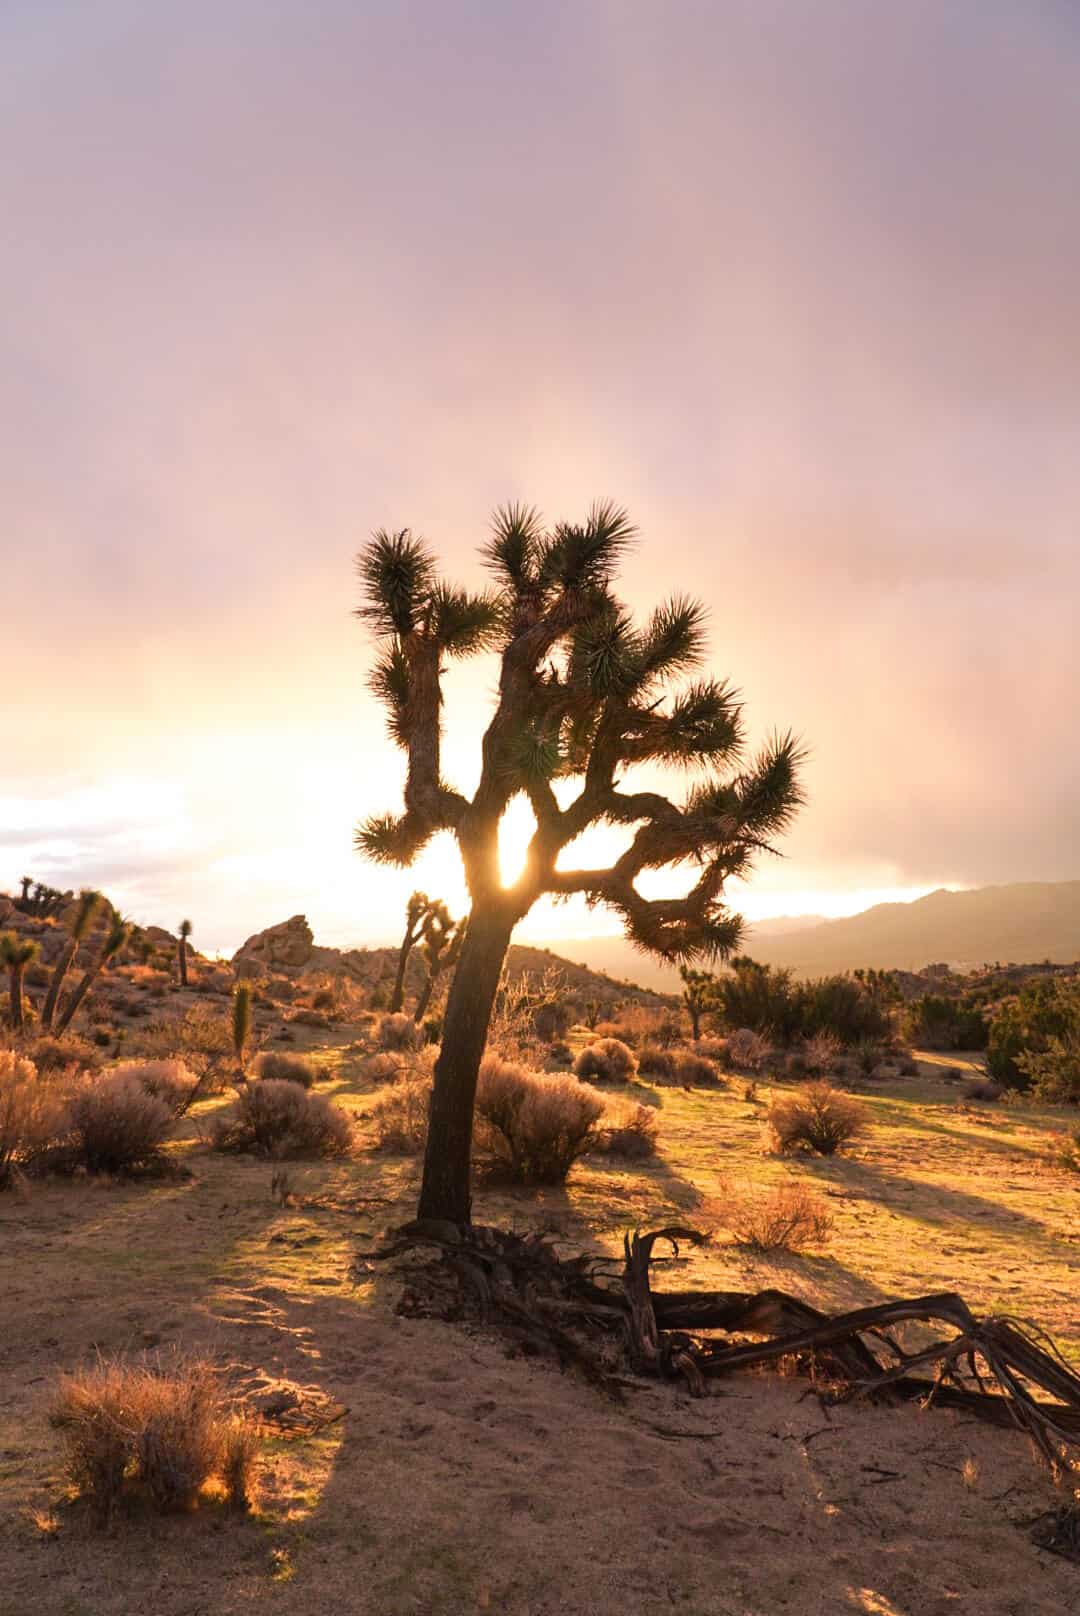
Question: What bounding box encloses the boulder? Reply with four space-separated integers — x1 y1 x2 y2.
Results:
233 915 315 974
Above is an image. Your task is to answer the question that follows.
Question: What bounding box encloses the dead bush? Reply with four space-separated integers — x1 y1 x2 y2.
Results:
962 1076 1003 1102
25 1033 99 1075
727 1028 772 1072
376 1012 422 1052
722 1180 833 1252
590 1099 659 1159
694 1036 731 1067
801 1032 841 1077
475 1056 605 1183
110 1059 199 1114
637 1044 675 1081
767 1082 867 1156
369 1075 431 1153
0 1049 67 1187
51 1354 257 1522
211 1080 352 1158
362 1050 406 1083
250 1050 316 1088
66 1074 174 1174
547 1040 573 1068
573 1037 637 1084
673 1050 721 1087
1049 1127 1080 1174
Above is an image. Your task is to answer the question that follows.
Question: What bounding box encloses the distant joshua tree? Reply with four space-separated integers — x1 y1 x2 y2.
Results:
18 876 33 907
412 903 464 1024
355 503 804 1221
41 888 102 1032
55 909 130 1034
680 965 718 1041
0 932 40 1033
232 983 252 1074
390 890 433 1013
178 919 193 988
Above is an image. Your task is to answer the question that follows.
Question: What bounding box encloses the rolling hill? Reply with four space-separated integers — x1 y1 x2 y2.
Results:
544 881 1080 984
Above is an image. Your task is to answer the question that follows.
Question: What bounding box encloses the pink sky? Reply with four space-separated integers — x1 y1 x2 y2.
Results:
2 2 1078 953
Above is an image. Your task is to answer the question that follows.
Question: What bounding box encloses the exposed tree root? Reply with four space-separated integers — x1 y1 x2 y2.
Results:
354 1220 1080 1479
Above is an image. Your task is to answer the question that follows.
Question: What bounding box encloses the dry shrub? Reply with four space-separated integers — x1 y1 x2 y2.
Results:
0 1049 67 1187
722 1179 833 1251
962 1076 1002 1102
673 1050 721 1087
801 1032 841 1077
591 1099 659 1159
475 1056 604 1183
369 1075 431 1153
362 1050 406 1083
131 1006 234 1094
1049 1127 1080 1174
67 1074 174 1174
250 1050 316 1088
727 1028 772 1072
25 1033 99 1075
547 1039 573 1068
211 1080 352 1158
767 1081 867 1156
694 1036 731 1067
51 1354 257 1522
573 1037 637 1084
637 1044 675 1081
111 1059 199 1113
376 1012 422 1052
896 1052 920 1076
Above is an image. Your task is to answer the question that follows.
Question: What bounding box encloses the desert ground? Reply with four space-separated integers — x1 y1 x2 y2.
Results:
2 1017 1078 1616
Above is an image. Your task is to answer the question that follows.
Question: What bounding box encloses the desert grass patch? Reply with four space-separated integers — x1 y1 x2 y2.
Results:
51 1353 258 1523
573 1037 637 1084
210 1079 353 1159
766 1081 867 1156
720 1178 833 1251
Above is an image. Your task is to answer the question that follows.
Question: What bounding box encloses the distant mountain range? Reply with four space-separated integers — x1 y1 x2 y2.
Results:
540 881 1080 987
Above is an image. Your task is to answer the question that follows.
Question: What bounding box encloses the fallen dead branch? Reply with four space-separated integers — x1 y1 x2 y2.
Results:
353 1221 1080 1479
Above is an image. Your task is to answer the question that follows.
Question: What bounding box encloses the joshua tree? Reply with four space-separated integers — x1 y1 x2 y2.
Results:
232 983 252 1074
412 903 464 1024
178 918 193 988
18 876 33 907
41 888 102 1032
0 932 40 1033
355 503 803 1222
55 909 131 1034
390 890 433 1013
680 965 718 1041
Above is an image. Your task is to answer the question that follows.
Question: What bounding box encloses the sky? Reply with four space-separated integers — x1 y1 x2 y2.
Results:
2 0 1078 956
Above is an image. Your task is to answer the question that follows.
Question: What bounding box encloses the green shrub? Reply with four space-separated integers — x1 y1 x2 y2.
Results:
902 995 988 1051
987 979 1080 1091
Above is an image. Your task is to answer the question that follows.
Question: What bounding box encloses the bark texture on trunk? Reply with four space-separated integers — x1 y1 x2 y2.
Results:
55 970 94 1035
389 928 413 1014
417 904 513 1224
178 941 188 988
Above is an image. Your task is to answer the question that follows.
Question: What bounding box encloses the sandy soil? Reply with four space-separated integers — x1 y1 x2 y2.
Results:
1 1048 1078 1615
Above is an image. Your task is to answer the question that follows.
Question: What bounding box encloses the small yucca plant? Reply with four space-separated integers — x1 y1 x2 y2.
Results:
231 983 252 1073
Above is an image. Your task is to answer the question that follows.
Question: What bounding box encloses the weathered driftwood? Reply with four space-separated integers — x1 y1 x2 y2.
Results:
354 1221 1080 1477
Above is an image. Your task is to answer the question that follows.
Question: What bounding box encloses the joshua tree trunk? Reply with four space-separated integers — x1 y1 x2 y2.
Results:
687 1002 701 1040
178 937 188 987
42 940 77 1032
7 963 27 1033
54 969 96 1035
417 904 514 1224
413 976 435 1025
